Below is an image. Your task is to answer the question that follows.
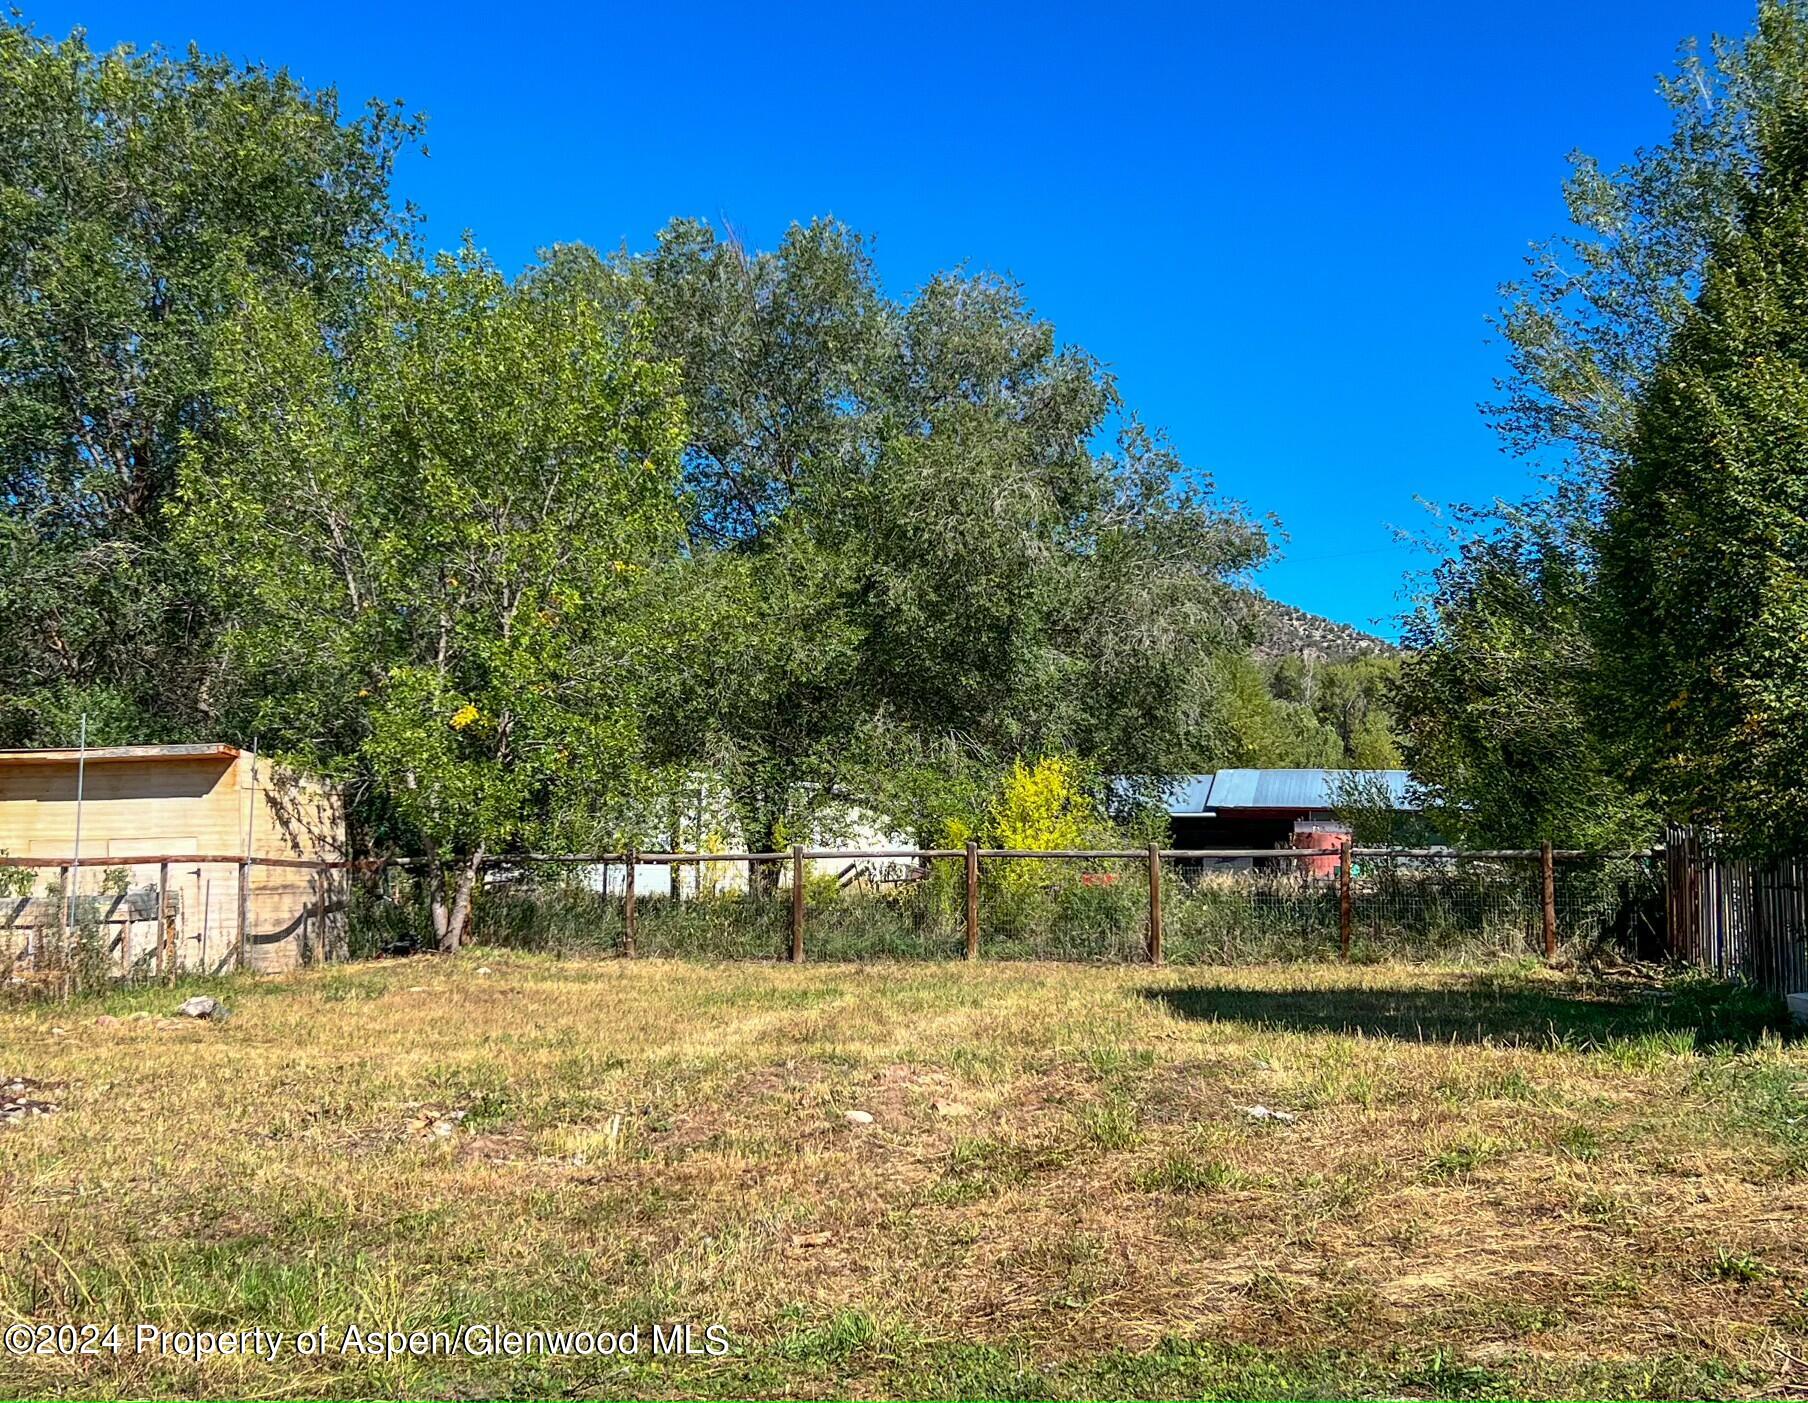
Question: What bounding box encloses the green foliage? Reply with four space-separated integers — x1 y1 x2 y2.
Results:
552 221 1270 855
1218 651 1404 769
1214 653 1342 767
1329 771 1438 848
1279 654 1404 767
1401 3 1808 854
0 852 33 899
175 247 686 923
0 17 1400 869
0 15 419 746
1596 84 1808 855
1489 0 1808 478
1397 499 1654 848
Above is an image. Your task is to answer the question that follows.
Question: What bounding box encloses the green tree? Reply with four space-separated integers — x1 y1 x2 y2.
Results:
1397 499 1652 847
1401 1 1808 848
1598 81 1808 855
554 221 1269 871
0 16 418 745
1266 652 1404 768
1213 653 1342 768
175 249 686 945
1490 0 1808 479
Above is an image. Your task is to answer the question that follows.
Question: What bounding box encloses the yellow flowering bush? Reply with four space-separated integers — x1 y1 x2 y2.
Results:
943 756 1116 897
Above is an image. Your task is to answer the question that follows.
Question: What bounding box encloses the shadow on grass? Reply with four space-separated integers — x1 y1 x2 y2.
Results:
1142 970 1795 1050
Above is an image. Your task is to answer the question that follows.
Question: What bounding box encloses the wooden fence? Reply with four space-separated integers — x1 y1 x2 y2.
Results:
0 842 1652 977
0 852 368 979
1664 826 1808 996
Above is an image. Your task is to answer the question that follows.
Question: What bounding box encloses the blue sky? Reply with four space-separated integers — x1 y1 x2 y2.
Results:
30 0 1755 637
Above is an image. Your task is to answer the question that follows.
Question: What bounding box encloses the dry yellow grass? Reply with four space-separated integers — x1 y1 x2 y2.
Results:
1 954 1805 1399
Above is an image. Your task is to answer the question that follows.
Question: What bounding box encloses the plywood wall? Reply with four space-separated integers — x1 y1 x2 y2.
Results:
0 752 347 974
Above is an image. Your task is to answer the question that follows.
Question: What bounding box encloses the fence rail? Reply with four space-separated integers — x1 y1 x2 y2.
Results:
1 843 1667 988
358 843 1644 968
0 853 349 987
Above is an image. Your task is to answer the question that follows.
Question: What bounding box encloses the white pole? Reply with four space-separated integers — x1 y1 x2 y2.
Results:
66 715 86 926
244 740 259 855
241 741 258 965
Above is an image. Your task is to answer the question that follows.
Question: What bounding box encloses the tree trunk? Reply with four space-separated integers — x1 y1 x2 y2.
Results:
441 849 485 952
739 796 784 897
913 827 941 878
429 868 452 950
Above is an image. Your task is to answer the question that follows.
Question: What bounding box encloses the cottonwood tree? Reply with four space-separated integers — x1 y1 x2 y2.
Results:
549 221 1269 872
1398 495 1653 848
177 250 686 945
0 16 418 745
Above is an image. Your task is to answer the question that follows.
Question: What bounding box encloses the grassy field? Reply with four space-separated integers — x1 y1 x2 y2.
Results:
1 955 1805 1400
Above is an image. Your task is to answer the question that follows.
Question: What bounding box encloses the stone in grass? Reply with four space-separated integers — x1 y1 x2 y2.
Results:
1 1077 58 1125
844 1110 875 1126
175 995 229 1021
1241 1104 1296 1124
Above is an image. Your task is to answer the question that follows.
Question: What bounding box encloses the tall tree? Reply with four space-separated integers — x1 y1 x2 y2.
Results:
553 221 1269 864
175 250 686 944
0 16 418 744
1490 0 1808 479
1400 1 1808 848
1598 79 1808 855
1399 496 1652 847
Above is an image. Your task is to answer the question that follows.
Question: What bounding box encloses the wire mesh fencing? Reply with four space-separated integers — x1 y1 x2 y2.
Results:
979 853 1150 961
3 845 1657 984
798 853 967 961
405 845 1661 967
1344 850 1658 961
1158 863 1343 964
1 856 352 998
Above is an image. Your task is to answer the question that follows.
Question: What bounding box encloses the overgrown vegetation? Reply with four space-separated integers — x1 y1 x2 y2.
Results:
344 848 1652 969
1219 652 1405 770
0 19 419 748
0 957 1800 1399
0 11 1414 929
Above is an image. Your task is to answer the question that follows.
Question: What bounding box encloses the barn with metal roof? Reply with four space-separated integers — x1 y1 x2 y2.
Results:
1165 768 1415 852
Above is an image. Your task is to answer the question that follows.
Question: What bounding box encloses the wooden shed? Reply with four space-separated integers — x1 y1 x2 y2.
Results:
0 744 346 975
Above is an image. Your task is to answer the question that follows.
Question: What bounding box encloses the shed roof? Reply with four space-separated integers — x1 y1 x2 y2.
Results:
1168 768 1413 814
0 744 242 766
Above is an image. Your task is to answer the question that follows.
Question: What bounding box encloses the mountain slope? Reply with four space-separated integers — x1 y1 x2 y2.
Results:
1240 593 1400 662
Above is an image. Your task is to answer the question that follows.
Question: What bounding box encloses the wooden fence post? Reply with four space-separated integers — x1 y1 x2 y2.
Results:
158 859 171 980
623 848 638 957
1541 839 1557 960
790 844 806 963
1147 844 1164 966
1338 841 1353 960
965 840 980 961
237 858 251 972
